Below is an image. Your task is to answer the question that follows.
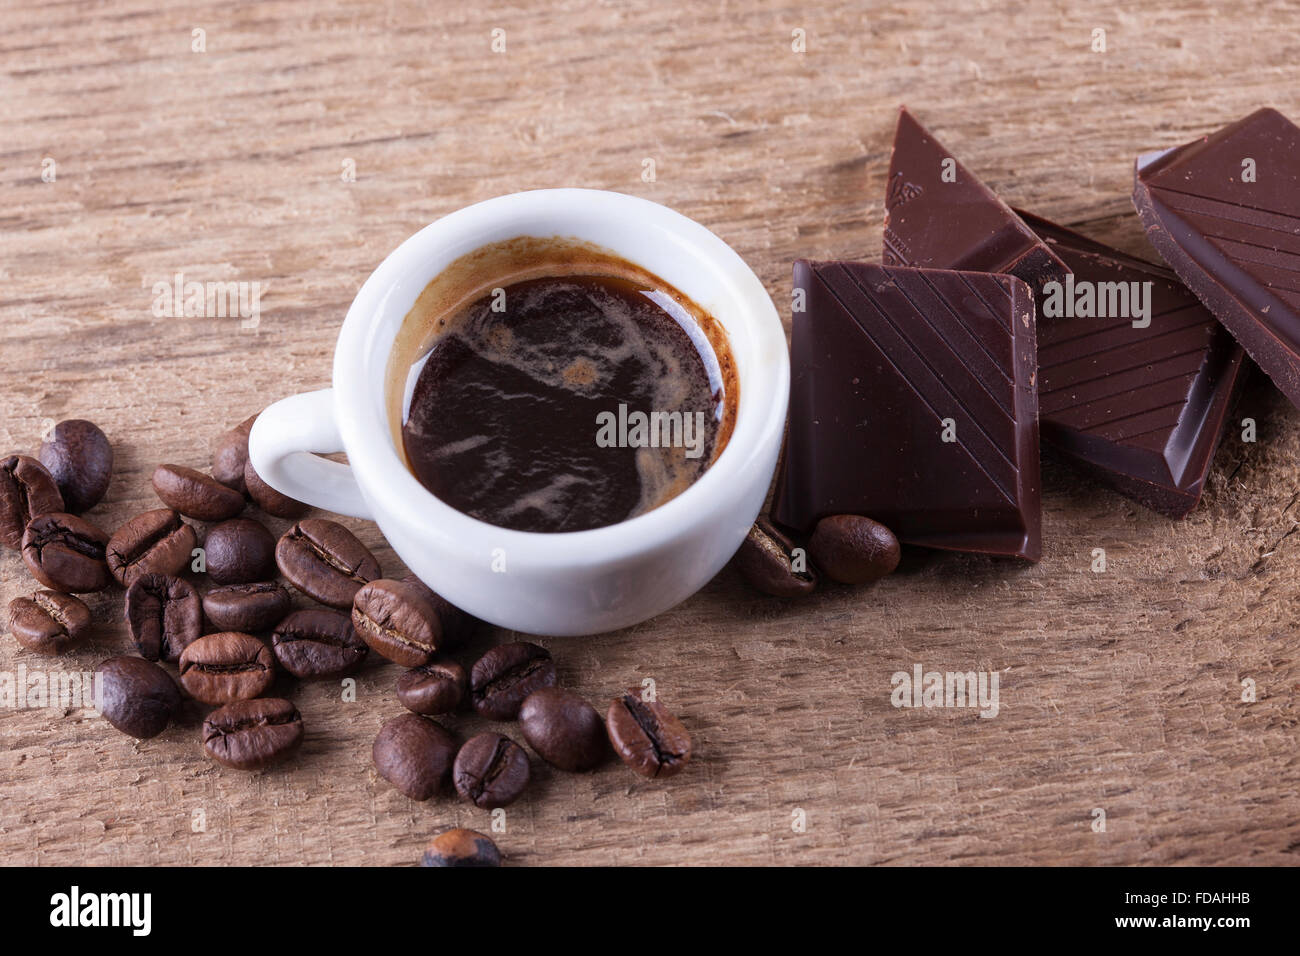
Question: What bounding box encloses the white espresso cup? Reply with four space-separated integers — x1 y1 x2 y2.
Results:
249 188 788 636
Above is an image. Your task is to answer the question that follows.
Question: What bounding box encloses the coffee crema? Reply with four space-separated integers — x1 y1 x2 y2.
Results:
390 240 736 534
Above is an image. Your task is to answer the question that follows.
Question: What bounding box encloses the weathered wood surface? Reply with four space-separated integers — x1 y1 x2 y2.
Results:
1 0 1298 866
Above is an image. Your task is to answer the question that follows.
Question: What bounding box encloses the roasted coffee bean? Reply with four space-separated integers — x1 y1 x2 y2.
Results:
401 573 478 649
202 581 291 632
372 713 459 800
22 512 111 593
453 732 531 809
124 573 201 661
0 455 64 550
807 514 901 584
734 517 818 597
470 642 557 720
203 697 303 770
351 579 440 667
7 590 91 654
106 509 197 587
204 517 276 584
396 657 467 715
152 464 245 521
276 518 380 608
519 687 609 771
212 414 258 493
606 689 692 778
179 632 276 705
97 656 182 739
420 828 502 867
244 457 308 519
271 608 367 680
38 420 113 513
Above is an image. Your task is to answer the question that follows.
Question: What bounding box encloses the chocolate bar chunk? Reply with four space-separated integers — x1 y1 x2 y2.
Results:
883 107 1068 288
773 260 1041 561
1017 210 1248 518
1132 107 1300 407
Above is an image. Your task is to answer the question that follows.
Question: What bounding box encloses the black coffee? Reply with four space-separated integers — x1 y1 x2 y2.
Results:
401 274 730 533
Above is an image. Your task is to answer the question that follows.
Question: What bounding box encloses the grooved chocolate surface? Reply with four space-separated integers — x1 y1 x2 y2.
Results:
1132 107 1300 407
883 107 1068 288
1018 210 1248 518
773 260 1041 561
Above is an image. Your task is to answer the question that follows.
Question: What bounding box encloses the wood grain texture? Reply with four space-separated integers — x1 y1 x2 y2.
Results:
2 0 1299 866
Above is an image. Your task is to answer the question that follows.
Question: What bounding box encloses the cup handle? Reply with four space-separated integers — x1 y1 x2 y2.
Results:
247 388 372 520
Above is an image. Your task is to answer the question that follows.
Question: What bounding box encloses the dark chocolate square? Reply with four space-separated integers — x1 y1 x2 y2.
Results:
773 260 1041 561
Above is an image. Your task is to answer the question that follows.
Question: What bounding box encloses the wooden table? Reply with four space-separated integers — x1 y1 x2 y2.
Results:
3 0 1298 866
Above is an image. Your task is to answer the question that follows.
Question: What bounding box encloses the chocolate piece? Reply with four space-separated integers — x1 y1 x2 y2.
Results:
1017 210 1248 518
773 260 1041 561
883 107 1068 288
1132 107 1300 407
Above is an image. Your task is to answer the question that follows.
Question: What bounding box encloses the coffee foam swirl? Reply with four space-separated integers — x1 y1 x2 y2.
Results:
470 279 720 523
401 274 728 533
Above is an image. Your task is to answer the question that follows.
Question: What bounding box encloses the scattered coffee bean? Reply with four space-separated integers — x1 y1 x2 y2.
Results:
244 457 308 519
396 657 467 715
401 573 478 649
204 517 276 584
7 590 92 654
202 581 291 632
519 687 609 771
470 642 557 721
276 518 380 608
179 632 276 705
271 608 368 680
734 517 818 597
420 828 502 867
97 656 182 739
202 697 303 770
372 713 459 800
453 732 530 809
606 689 692 779
38 420 113 513
351 579 441 667
124 573 201 661
22 512 111 593
151 464 245 521
212 414 258 494
807 514 901 584
0 455 64 550
106 508 197 587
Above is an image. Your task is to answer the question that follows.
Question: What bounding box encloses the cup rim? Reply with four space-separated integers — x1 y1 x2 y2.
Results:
334 188 788 568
